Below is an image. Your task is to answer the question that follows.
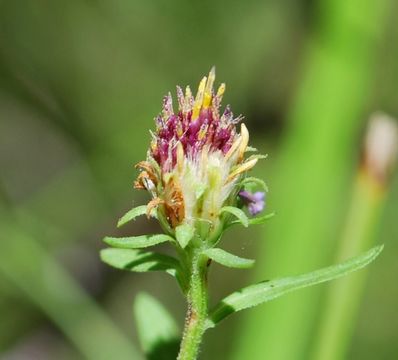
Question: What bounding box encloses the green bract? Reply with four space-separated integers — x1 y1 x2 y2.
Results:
220 206 249 227
175 223 195 249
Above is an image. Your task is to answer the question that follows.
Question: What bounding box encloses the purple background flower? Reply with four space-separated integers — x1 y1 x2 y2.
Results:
239 190 266 215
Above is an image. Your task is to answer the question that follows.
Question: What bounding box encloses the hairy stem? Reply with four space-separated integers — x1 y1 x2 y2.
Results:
177 252 209 360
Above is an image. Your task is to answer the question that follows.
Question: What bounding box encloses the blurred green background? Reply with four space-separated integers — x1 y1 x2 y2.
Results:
0 0 397 359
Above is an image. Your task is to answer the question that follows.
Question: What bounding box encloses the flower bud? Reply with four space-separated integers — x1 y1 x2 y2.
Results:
239 191 266 215
135 68 266 237
363 112 398 187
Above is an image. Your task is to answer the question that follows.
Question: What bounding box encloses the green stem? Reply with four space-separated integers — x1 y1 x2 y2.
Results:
177 251 209 360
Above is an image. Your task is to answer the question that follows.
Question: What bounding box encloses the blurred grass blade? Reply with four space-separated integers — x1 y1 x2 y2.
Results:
203 248 255 269
311 114 398 360
208 245 383 328
134 292 180 360
117 205 150 227
234 0 393 358
0 220 141 360
100 248 179 276
103 234 173 248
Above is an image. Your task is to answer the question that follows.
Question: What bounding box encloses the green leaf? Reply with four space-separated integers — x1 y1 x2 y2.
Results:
227 212 275 229
134 292 180 360
103 234 173 249
100 248 179 276
240 176 269 192
245 154 268 162
248 212 275 224
221 206 249 227
245 146 258 152
117 205 153 228
203 248 255 269
207 245 383 328
175 223 195 248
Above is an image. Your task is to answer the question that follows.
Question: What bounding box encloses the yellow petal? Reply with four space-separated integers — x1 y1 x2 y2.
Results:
227 158 258 183
192 76 207 119
238 123 249 161
176 142 184 172
225 136 242 161
216 83 225 97
203 67 216 109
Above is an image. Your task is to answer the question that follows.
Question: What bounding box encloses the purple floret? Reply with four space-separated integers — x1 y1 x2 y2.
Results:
239 190 265 216
150 85 240 171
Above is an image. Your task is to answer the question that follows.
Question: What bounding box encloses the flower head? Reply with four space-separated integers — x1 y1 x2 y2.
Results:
135 68 265 232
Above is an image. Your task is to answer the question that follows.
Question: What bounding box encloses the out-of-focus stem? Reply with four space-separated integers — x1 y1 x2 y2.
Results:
233 1 392 359
311 173 383 360
311 113 398 360
0 189 140 360
0 220 141 360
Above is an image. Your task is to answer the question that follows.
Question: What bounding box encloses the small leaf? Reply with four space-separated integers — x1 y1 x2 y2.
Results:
100 248 178 275
134 292 180 360
240 176 269 192
203 248 255 269
175 223 195 248
245 154 268 162
103 234 173 249
207 245 383 328
117 205 154 228
229 212 275 227
221 206 249 227
248 212 275 224
245 146 258 152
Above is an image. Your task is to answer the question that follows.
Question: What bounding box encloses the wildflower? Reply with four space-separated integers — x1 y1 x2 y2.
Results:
239 190 265 215
135 67 266 233
101 71 383 360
